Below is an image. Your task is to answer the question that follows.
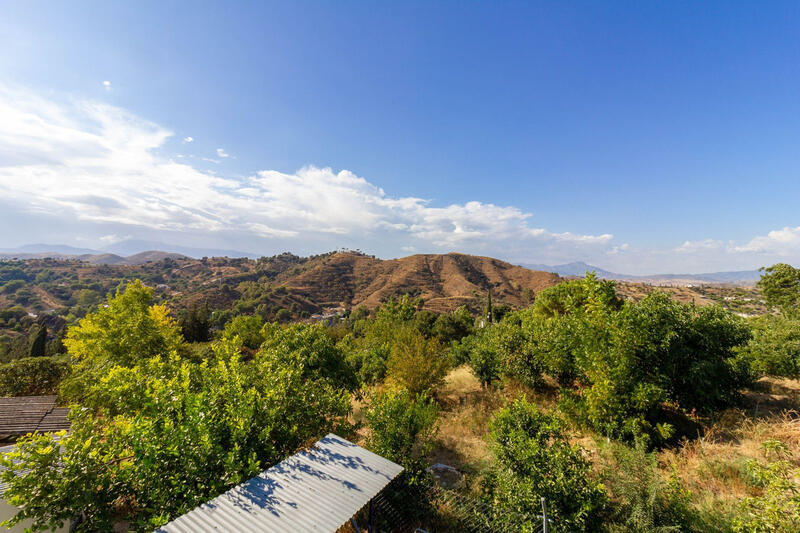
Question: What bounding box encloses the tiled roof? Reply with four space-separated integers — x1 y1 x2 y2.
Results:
0 396 71 437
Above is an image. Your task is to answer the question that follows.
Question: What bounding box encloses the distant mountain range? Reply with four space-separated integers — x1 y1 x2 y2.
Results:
0 245 762 285
0 241 253 265
522 261 761 286
0 247 188 266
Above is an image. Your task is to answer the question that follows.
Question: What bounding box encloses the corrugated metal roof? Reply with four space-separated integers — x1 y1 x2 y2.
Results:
0 396 70 436
156 433 404 533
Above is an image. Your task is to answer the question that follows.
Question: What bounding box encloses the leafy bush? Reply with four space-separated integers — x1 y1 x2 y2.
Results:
486 398 608 532
364 388 438 475
564 292 751 446
0 355 71 396
757 263 800 318
733 440 800 532
346 343 390 385
219 314 265 350
432 306 475 344
0 288 350 532
739 315 800 378
60 280 188 408
386 325 448 395
259 322 357 391
600 442 694 532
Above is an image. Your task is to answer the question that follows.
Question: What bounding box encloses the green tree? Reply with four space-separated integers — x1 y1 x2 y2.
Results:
386 325 448 395
432 305 474 344
28 323 47 358
220 314 265 350
60 280 187 408
487 398 607 532
739 315 800 377
364 388 438 475
259 322 357 391
563 291 751 446
757 263 800 317
179 301 211 342
0 314 350 531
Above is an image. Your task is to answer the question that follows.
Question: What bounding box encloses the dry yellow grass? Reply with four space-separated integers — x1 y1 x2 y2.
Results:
433 370 800 521
660 408 800 501
429 366 562 471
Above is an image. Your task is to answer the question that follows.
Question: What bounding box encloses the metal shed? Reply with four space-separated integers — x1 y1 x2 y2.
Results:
156 433 404 533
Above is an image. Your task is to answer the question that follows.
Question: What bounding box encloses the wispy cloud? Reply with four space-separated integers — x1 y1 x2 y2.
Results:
183 136 194 143
0 84 796 273
102 80 111 90
730 226 800 255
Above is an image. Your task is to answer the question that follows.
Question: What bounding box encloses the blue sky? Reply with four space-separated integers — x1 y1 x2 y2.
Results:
1 1 799 274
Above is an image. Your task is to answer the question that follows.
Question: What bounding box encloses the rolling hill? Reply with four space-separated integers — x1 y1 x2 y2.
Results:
0 251 562 321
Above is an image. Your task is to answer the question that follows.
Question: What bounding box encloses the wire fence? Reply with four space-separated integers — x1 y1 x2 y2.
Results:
367 479 553 533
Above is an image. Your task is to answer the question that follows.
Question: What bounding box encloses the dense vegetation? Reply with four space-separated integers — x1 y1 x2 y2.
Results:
0 263 798 532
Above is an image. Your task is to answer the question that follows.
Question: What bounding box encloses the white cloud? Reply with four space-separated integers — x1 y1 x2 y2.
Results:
0 85 616 263
729 226 800 255
102 80 111 90
675 239 723 253
183 136 194 143
4 84 796 273
99 234 125 244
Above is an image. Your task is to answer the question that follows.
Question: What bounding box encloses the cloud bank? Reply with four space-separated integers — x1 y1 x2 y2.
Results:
0 84 797 273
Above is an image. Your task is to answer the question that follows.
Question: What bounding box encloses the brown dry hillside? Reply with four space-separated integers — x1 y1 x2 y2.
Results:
280 252 561 312
0 252 562 328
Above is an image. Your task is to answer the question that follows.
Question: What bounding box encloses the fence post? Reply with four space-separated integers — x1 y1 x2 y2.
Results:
541 497 549 533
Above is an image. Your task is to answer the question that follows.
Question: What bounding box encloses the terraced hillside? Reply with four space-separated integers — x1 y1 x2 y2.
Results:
0 251 562 341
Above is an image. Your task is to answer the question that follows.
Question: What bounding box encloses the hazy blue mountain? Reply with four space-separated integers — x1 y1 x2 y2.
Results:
0 243 101 255
104 240 253 259
522 261 622 278
523 261 760 285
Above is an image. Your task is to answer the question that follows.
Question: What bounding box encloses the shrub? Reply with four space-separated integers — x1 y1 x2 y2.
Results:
259 322 357 391
600 442 694 532
757 263 800 318
487 398 608 532
739 315 800 378
219 314 265 350
386 326 448 395
733 440 800 532
364 388 438 475
61 281 188 408
557 289 751 446
0 356 71 396
0 319 350 531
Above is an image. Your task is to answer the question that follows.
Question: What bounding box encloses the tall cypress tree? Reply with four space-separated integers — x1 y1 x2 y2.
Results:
29 324 47 358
